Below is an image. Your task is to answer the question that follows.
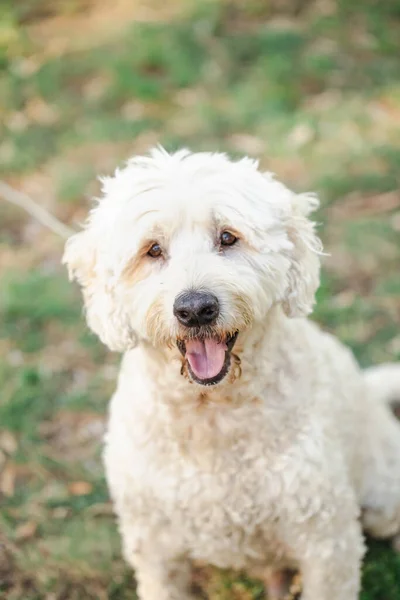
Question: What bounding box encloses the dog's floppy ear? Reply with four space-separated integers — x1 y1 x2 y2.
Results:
63 230 134 351
282 194 322 318
63 230 96 288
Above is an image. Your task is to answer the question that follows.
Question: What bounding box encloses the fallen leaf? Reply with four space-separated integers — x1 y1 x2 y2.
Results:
288 123 314 148
12 57 41 78
0 464 16 497
68 481 93 495
0 431 18 454
7 111 29 132
15 521 37 541
229 134 265 155
331 290 356 309
85 502 113 517
83 74 112 101
24 97 59 126
52 507 69 519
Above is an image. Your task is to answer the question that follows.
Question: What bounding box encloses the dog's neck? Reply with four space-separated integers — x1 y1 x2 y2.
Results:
119 305 306 462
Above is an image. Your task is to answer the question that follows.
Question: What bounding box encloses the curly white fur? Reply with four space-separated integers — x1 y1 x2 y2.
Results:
64 148 400 600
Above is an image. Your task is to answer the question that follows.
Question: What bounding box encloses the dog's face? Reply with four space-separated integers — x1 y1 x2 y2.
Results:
64 149 322 386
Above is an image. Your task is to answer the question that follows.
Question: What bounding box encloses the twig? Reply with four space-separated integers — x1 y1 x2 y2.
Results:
0 180 75 239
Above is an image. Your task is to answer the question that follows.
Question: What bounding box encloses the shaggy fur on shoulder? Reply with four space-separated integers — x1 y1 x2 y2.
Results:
64 148 400 600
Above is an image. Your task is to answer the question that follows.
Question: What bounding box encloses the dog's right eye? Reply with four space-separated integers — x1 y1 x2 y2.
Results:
147 243 162 258
220 231 238 247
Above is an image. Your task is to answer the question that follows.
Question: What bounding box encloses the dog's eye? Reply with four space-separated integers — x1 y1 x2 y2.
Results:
220 231 238 247
147 243 162 258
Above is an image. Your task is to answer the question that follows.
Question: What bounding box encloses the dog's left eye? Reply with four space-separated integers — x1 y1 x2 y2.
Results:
147 243 163 258
220 231 238 246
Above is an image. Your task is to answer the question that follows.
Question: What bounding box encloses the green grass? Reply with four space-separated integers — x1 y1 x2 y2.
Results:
0 0 400 598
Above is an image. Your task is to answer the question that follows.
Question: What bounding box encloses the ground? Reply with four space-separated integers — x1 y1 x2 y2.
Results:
0 1 400 598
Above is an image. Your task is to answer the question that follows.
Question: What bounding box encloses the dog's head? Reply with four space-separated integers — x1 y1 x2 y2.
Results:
64 148 322 386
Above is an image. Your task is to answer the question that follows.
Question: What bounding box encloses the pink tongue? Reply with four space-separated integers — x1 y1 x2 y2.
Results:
185 338 227 380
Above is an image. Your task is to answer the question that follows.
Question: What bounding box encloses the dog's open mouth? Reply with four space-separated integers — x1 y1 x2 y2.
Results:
177 332 239 386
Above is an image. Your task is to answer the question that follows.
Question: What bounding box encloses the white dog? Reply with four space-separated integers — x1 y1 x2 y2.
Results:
63 148 400 600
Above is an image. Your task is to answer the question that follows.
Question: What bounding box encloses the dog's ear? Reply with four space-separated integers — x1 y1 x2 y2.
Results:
282 194 322 318
63 231 134 351
63 230 96 289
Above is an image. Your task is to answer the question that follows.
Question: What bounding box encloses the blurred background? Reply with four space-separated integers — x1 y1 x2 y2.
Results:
0 0 399 598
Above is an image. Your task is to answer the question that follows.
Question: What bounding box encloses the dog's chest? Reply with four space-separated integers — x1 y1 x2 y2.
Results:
140 432 289 569
107 399 299 570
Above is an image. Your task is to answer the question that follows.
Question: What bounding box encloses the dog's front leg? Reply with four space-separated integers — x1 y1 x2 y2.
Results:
129 551 195 600
292 513 364 600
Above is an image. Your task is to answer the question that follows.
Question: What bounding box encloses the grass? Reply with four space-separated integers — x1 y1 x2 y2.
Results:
0 0 400 598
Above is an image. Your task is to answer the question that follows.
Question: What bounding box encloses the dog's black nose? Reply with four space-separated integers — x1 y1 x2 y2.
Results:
173 291 220 327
